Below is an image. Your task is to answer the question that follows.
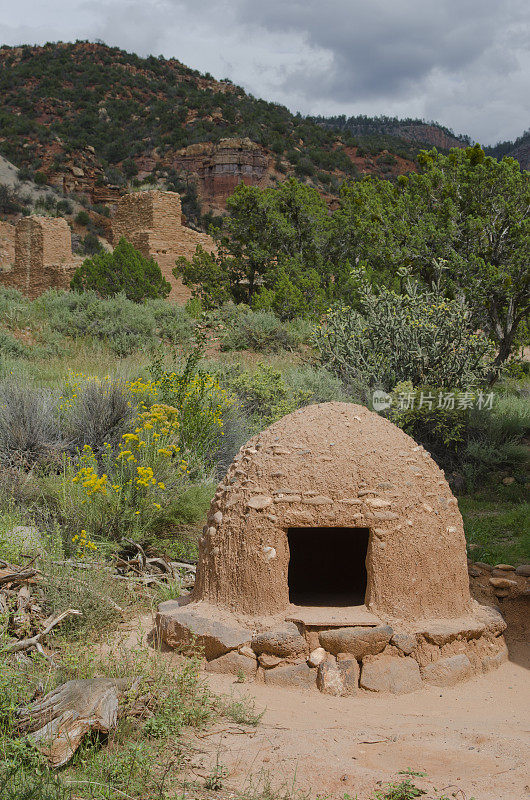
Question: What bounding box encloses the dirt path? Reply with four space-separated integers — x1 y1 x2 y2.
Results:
203 658 528 800
120 602 529 800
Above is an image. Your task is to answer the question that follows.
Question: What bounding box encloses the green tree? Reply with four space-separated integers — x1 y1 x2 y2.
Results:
335 146 530 371
174 179 342 318
71 238 170 301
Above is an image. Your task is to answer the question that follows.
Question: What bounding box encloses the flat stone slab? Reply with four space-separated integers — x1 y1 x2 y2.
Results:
319 625 393 658
156 601 250 660
360 655 422 694
286 605 381 628
205 650 257 678
264 662 316 689
414 617 487 645
421 654 473 687
252 623 307 658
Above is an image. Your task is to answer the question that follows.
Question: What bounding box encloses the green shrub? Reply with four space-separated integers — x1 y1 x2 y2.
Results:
316 278 495 390
75 210 90 226
0 380 64 469
71 238 171 302
0 331 32 360
220 309 310 353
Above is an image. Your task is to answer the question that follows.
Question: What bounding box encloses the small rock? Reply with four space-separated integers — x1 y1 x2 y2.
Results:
247 495 273 510
338 658 360 695
489 577 517 590
421 654 472 687
259 653 282 669
156 602 250 660
468 566 482 577
252 623 307 658
360 655 422 694
261 546 276 561
212 511 223 524
365 497 391 508
238 645 256 659
307 647 326 667
317 660 344 696
502 476 515 485
494 564 515 571
391 632 417 655
474 561 493 572
206 651 257 677
264 663 316 689
515 564 530 577
319 625 393 658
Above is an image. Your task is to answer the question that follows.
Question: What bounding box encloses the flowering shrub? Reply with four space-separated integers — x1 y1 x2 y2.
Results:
315 279 495 390
62 403 189 542
59 359 233 545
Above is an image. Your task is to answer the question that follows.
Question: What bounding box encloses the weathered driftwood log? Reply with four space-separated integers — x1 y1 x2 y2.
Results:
5 608 81 654
17 678 131 767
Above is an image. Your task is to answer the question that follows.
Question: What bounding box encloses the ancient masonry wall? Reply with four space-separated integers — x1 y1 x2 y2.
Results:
0 221 15 272
112 190 216 302
0 217 78 300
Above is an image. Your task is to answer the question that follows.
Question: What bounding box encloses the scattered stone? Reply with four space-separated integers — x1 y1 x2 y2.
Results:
156 602 250 660
515 564 530 577
206 650 257 677
247 495 272 511
494 564 515 571
238 645 256 659
319 625 393 658
474 562 493 571
468 566 482 577
317 659 344 696
421 654 472 686
302 496 332 505
476 605 507 636
261 546 276 561
489 577 517 590
252 623 307 658
481 640 509 672
307 647 326 667
391 632 417 655
212 511 223 524
502 476 515 485
8 526 43 557
365 497 391 508
264 662 316 689
259 653 282 669
338 657 360 695
360 655 422 694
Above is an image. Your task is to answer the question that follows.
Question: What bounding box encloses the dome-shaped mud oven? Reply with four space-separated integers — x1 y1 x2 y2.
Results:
157 403 507 695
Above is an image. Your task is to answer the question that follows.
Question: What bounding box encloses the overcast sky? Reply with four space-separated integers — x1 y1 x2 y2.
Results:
1 0 529 145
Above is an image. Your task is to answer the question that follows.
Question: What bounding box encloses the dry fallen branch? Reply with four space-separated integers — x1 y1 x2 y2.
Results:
5 608 81 653
17 677 132 767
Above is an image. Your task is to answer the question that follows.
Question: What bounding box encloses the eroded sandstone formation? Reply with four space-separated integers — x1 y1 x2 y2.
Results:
173 138 269 206
157 402 509 695
112 190 215 302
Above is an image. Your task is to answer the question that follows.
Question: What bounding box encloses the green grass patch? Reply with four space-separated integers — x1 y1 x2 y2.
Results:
460 495 530 565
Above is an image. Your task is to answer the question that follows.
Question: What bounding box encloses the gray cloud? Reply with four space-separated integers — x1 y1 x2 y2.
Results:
0 0 528 144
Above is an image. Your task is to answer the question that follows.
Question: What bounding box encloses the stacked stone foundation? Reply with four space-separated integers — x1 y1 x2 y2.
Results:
156 599 508 695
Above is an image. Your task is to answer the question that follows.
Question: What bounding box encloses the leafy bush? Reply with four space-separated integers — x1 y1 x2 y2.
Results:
71 238 171 301
316 278 495 390
221 363 311 426
35 290 194 356
386 380 529 486
220 309 312 353
75 210 90 226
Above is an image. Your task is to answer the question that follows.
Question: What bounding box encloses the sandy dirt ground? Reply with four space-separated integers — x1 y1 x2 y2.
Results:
122 595 529 800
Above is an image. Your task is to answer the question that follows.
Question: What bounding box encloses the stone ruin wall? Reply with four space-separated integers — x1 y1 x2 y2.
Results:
112 190 216 302
0 190 215 302
0 221 15 272
0 217 79 300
